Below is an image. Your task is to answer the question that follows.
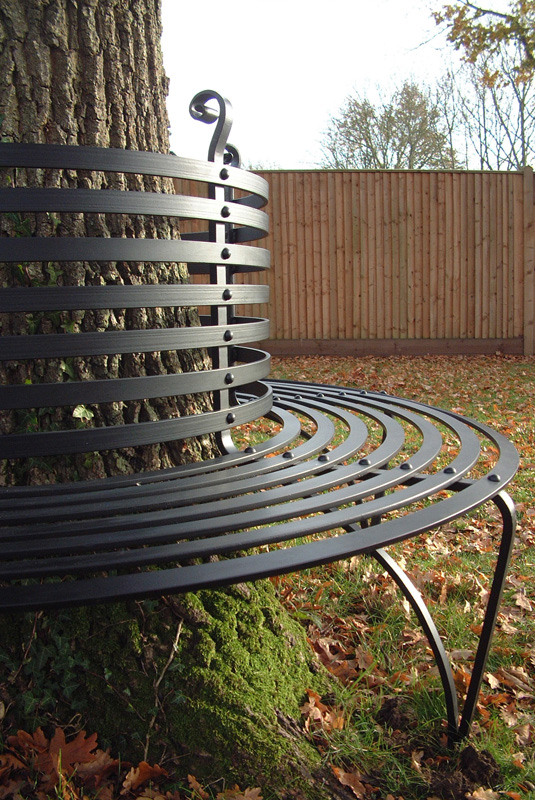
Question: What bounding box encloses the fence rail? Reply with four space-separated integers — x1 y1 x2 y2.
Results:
175 167 535 356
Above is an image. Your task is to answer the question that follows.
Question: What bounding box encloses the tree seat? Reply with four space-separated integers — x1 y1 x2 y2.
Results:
0 93 519 744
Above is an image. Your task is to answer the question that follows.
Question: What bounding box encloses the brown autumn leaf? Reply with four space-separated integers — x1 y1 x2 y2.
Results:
121 762 168 794
76 748 127 787
331 765 368 798
466 789 500 800
513 592 532 611
301 689 345 732
0 753 26 780
48 728 98 775
0 778 26 800
7 728 54 783
187 774 210 800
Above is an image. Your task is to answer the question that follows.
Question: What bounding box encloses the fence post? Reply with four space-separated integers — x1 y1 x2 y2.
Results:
523 166 535 355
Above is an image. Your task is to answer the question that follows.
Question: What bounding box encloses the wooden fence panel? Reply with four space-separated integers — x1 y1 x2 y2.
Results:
173 168 534 355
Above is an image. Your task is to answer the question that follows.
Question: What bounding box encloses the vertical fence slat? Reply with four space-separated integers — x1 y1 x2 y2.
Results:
250 168 528 354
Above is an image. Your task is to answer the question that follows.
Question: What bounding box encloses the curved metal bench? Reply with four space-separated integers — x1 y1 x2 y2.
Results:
0 91 519 744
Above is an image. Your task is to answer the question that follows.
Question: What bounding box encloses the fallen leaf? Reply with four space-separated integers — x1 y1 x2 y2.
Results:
331 765 368 798
121 762 168 793
217 787 263 799
467 789 500 799
49 728 98 775
76 748 127 787
188 774 210 800
411 750 425 773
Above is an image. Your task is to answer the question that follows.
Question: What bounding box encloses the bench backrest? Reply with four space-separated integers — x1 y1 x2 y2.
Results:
0 91 271 467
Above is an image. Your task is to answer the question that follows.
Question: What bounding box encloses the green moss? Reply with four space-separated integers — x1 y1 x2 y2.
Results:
0 581 335 799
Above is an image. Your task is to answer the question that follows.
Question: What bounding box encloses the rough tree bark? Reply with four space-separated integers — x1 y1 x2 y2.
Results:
0 2 342 797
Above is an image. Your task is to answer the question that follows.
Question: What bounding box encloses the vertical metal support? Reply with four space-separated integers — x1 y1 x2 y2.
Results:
189 91 240 453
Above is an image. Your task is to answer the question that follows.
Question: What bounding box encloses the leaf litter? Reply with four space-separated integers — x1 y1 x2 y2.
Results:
1 354 534 799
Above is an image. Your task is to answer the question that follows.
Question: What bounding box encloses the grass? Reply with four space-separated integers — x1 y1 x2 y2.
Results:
269 353 535 799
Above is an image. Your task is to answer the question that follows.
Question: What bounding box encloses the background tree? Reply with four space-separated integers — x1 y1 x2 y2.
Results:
0 2 340 797
320 81 464 169
433 0 535 82
434 1 535 168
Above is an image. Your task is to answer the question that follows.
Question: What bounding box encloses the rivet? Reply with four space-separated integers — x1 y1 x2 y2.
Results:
380 390 387 395
221 248 231 260
294 395 302 400
224 330 233 341
221 206 231 218
488 473 501 482
400 462 412 470
226 412 236 424
283 451 293 459
317 392 325 398
245 446 256 454
339 391 346 397
318 454 330 462
223 288 233 300
359 458 370 466
444 466 457 474
220 168 230 180
225 372 235 385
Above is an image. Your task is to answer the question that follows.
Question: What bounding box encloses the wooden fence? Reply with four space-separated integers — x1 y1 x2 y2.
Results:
175 168 535 356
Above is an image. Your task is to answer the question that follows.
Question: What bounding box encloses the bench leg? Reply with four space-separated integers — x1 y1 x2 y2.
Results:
371 546 460 744
365 489 515 745
457 490 516 739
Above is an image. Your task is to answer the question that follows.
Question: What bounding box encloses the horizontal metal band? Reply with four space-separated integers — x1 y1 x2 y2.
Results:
0 189 269 235
0 284 269 312
0 381 272 458
0 318 269 359
0 237 270 268
0 347 270 408
0 143 268 202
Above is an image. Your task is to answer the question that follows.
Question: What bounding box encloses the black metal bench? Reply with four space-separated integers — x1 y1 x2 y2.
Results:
0 91 519 745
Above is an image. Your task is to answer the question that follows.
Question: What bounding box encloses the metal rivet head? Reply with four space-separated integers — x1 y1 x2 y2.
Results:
221 206 231 218
220 168 229 180
294 395 302 400
224 330 233 341
317 393 325 398
444 466 457 474
318 454 330 462
380 390 387 395
226 412 236 424
488 473 501 482
400 462 412 470
245 446 256 454
339 391 346 397
223 288 233 301
283 451 293 459
359 458 370 466
225 372 235 385
221 248 231 260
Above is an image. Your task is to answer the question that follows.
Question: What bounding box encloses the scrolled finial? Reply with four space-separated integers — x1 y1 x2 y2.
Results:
189 90 233 163
223 144 241 168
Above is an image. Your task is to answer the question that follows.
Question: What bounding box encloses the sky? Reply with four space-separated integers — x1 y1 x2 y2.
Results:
160 0 507 169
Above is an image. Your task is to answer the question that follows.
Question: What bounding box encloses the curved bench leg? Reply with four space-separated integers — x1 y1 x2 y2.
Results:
457 490 516 739
366 488 515 745
371 546 460 743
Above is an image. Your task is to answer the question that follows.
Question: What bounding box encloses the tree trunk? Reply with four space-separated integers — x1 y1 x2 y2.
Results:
0 0 215 484
0 3 342 796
